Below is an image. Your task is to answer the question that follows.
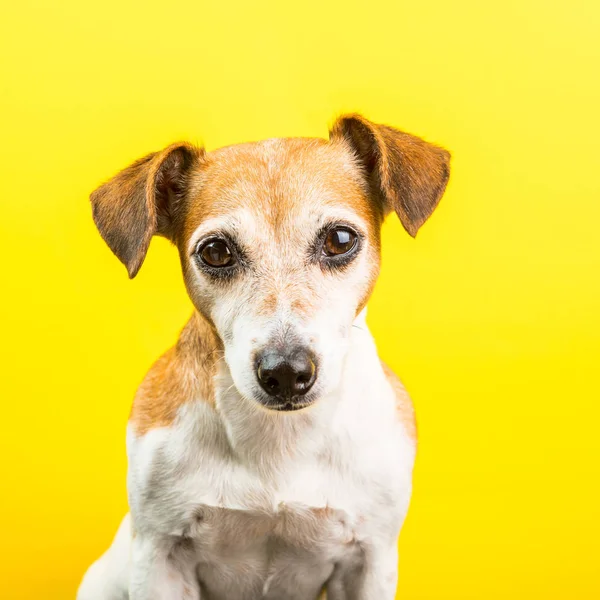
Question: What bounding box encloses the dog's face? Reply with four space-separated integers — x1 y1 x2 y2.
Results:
179 138 382 410
91 115 450 411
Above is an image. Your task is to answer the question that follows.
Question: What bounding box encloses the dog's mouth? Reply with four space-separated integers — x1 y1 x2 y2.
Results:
256 393 319 412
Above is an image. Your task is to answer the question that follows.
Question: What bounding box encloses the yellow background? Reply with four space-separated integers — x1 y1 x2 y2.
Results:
1 1 599 598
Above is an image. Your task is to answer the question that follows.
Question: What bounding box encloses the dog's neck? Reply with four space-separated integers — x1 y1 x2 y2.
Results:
215 371 338 475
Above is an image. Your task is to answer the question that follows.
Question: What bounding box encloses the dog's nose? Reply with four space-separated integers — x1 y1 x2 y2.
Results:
256 348 317 399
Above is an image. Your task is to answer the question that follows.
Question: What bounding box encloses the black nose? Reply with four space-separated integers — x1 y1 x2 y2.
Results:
256 348 317 400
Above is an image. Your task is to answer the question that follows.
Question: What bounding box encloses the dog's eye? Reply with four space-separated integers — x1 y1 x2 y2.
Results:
323 227 357 257
198 240 234 267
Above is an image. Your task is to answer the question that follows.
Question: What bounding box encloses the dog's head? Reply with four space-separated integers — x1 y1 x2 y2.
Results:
91 114 450 412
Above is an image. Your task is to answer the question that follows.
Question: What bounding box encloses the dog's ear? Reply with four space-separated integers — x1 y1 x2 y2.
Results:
330 114 450 237
90 142 203 278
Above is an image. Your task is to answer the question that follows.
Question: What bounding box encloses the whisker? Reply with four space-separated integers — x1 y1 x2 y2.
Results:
222 382 237 396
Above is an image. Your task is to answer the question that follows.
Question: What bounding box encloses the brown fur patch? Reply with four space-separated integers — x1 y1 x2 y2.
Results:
129 313 221 435
255 292 278 316
179 137 381 248
290 297 314 317
381 361 417 443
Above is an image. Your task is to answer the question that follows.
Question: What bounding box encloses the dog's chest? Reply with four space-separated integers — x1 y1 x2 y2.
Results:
133 433 387 599
183 461 369 599
128 386 412 599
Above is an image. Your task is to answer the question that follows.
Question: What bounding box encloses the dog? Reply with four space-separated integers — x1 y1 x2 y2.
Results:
77 113 450 600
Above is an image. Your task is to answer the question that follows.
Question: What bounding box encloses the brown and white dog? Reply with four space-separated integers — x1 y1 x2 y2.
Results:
77 114 450 600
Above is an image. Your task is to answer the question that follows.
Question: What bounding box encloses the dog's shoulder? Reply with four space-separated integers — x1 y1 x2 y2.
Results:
129 313 220 436
380 361 417 443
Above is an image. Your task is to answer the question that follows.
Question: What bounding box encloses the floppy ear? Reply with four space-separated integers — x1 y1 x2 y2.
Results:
90 142 203 278
330 114 450 237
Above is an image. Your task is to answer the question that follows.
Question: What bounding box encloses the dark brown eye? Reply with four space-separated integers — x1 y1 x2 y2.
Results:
323 227 357 257
199 240 233 267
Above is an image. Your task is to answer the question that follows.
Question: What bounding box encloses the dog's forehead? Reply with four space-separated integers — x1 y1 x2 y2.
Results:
183 137 376 240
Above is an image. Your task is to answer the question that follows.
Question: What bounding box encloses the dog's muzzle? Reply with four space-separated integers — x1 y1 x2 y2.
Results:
255 347 317 410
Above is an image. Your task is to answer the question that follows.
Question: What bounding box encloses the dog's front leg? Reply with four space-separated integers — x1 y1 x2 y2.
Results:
129 534 200 600
327 543 398 600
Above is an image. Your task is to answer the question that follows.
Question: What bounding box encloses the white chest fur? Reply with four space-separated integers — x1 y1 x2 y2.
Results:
126 325 415 600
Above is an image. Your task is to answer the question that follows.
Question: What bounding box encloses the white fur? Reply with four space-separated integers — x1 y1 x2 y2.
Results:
78 318 415 600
